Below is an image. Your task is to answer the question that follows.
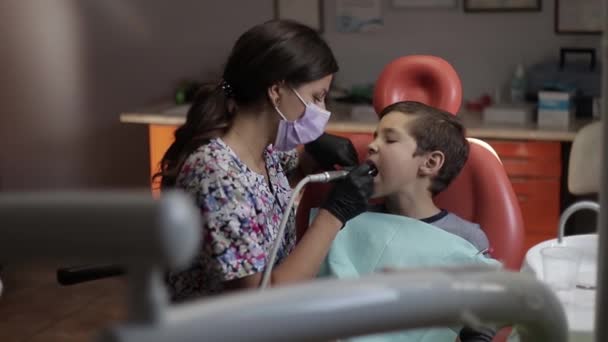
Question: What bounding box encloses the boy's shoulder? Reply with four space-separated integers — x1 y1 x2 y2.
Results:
432 211 479 229
430 211 489 252
365 206 490 252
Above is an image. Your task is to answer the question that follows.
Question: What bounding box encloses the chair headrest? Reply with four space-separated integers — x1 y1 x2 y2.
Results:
373 55 462 116
568 121 602 195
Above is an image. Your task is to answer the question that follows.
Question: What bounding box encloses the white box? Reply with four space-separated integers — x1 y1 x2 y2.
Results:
483 104 536 125
538 109 574 128
538 91 573 110
537 91 574 128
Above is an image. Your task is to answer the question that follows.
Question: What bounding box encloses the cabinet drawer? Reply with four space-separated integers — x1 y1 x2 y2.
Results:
512 178 561 236
487 140 561 161
502 159 561 178
519 198 560 235
510 179 561 202
483 140 562 250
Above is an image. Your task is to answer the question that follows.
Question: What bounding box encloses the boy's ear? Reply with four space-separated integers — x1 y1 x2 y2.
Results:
418 151 444 177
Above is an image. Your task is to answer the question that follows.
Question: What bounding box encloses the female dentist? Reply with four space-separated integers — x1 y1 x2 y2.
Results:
157 20 374 301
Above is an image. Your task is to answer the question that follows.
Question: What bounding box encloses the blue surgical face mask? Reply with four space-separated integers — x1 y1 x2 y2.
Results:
273 88 330 151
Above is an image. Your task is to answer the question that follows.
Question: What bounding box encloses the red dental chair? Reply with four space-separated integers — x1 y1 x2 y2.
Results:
297 55 525 269
297 55 525 342
376 56 525 270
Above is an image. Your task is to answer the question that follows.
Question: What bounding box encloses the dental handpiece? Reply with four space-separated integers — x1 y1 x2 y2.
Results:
367 163 379 177
259 162 378 289
306 163 378 183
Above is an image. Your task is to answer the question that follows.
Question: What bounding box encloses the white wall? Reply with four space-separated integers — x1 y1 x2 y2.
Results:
0 0 601 189
0 0 273 190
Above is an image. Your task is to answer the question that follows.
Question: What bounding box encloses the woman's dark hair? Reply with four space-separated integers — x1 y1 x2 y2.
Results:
155 20 338 188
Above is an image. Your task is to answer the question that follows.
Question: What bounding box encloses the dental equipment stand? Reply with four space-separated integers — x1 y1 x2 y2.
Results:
0 191 568 341
0 191 202 323
595 1 608 340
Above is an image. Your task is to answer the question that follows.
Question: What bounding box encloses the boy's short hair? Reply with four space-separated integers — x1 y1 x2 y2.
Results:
379 101 469 196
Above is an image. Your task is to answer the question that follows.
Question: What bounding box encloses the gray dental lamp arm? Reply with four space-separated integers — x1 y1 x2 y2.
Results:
0 191 202 323
0 191 200 267
101 266 567 342
0 192 568 341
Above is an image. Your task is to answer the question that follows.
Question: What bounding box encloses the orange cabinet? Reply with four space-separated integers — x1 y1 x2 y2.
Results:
486 140 562 251
145 125 564 252
148 125 178 196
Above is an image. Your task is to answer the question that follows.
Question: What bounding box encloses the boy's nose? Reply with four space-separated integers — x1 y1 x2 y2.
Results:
368 142 378 155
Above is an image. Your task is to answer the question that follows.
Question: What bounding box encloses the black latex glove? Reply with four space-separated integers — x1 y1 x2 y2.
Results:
305 133 359 170
322 163 374 227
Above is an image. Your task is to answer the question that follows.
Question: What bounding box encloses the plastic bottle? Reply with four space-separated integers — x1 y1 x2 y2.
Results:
510 63 527 103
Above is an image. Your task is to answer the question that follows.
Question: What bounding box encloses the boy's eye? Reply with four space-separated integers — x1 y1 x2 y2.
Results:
384 136 398 143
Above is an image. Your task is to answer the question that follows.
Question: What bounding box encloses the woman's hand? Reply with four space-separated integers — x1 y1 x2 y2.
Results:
228 164 374 290
322 163 374 226
305 133 359 170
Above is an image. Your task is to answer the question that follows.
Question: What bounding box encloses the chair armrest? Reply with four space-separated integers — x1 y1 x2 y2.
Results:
57 264 125 285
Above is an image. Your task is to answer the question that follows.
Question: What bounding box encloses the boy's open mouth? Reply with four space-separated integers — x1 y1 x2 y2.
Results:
365 160 379 178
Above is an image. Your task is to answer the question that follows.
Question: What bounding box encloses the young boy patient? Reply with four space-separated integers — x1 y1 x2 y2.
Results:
318 101 497 342
367 101 489 253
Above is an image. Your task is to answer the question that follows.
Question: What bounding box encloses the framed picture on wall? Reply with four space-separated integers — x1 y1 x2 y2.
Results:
464 0 541 12
275 0 323 32
555 0 603 34
392 0 457 9
336 0 384 33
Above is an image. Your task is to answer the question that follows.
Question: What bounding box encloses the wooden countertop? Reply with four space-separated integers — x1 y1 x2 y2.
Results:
120 102 596 142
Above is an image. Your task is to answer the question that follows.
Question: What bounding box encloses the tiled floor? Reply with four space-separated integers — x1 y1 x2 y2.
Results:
0 263 127 342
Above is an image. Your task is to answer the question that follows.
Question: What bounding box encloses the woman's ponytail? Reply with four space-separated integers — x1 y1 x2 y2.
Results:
154 82 235 189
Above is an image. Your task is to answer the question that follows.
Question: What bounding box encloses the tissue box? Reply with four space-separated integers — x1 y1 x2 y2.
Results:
538 91 574 127
483 104 535 125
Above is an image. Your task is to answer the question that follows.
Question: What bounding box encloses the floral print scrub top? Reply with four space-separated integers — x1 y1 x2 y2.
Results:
167 137 299 301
